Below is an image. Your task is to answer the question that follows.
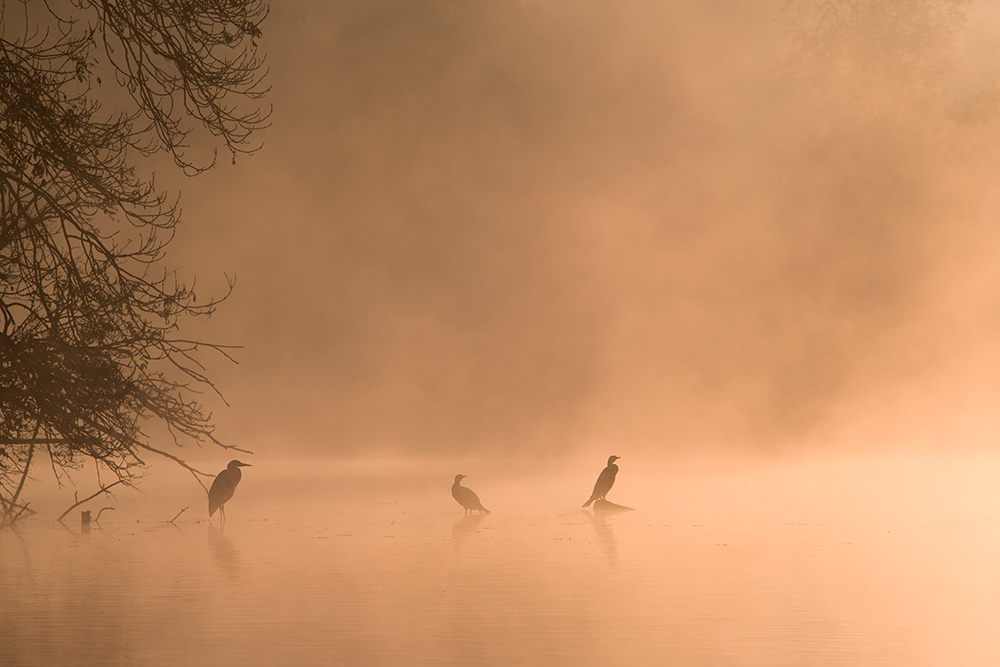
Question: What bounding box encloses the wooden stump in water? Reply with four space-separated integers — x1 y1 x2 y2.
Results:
81 510 91 533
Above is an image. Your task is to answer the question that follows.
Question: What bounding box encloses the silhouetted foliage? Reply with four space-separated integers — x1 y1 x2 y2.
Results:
0 0 269 524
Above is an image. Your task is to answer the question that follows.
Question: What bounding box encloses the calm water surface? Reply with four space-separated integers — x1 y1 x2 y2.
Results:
3 454 1000 665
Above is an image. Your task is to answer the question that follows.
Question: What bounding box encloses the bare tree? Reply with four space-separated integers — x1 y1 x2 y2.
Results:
0 0 269 525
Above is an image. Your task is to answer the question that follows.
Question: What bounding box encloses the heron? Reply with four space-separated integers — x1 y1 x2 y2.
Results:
452 474 490 514
582 455 620 507
209 460 252 522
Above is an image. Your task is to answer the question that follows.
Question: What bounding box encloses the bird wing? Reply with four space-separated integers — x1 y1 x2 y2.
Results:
453 485 483 510
591 466 617 498
208 469 238 516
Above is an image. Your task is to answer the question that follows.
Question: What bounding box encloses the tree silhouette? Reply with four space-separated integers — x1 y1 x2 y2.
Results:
0 0 269 524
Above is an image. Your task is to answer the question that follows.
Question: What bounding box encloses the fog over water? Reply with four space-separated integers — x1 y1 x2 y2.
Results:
10 2 1000 663
157 1 1000 461
7 454 1000 666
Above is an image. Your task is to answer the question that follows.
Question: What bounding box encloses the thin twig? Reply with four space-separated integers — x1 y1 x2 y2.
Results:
9 443 34 508
169 506 188 524
188 466 209 493
56 480 123 522
8 502 34 526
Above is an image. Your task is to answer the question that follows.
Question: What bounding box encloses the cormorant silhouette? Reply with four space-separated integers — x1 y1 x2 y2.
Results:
583 455 620 507
209 460 252 521
452 474 490 514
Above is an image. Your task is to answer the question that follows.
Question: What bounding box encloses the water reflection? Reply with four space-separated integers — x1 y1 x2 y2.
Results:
585 509 618 566
4 456 1000 666
209 523 240 576
451 513 487 558
55 516 81 537
584 500 633 566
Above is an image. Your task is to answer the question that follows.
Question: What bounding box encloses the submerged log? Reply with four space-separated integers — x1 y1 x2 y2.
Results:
592 499 634 515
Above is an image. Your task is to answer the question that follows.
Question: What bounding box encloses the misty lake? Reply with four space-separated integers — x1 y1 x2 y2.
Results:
3 453 1000 666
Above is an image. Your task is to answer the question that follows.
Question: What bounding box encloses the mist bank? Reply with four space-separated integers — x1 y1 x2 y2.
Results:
172 0 1000 458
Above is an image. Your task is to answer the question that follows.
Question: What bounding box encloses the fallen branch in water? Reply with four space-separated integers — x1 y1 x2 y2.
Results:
57 481 123 522
94 507 115 522
169 507 189 524
2 501 36 527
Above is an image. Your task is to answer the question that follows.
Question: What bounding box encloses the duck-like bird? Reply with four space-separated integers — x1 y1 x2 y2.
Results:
452 474 490 514
209 460 252 521
583 455 620 507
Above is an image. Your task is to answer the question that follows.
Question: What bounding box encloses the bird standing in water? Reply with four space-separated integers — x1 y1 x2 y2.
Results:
209 460 252 522
583 455 620 507
452 474 490 514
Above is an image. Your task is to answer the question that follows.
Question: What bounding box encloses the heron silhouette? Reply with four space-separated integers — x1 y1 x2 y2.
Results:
582 455 620 507
452 474 490 514
209 460 252 522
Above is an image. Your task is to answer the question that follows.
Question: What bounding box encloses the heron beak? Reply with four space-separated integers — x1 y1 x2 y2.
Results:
239 462 253 467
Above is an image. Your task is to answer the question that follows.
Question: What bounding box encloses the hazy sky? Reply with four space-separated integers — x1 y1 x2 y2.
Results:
159 0 1000 460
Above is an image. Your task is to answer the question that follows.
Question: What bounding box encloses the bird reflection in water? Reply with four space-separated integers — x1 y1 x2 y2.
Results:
586 508 618 566
451 512 486 548
585 500 633 567
208 522 241 576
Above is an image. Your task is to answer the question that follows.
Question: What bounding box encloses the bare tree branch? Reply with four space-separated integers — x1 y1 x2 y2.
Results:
56 480 123 522
1 0 267 521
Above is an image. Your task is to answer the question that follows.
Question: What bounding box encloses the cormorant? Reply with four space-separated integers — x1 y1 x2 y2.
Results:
209 460 252 521
582 455 620 507
452 474 490 514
